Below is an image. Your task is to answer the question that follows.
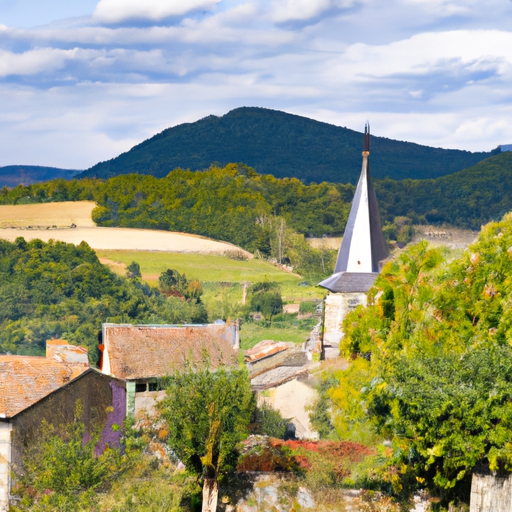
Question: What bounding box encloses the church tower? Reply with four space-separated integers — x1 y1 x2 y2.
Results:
319 124 388 347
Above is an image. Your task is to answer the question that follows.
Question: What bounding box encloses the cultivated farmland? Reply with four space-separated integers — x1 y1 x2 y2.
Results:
0 201 96 228
0 202 251 256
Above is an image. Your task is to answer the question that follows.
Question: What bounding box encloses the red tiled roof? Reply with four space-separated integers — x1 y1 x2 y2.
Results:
0 356 89 418
244 340 293 362
103 324 238 380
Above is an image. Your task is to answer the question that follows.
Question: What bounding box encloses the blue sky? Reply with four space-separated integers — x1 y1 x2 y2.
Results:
1 0 512 169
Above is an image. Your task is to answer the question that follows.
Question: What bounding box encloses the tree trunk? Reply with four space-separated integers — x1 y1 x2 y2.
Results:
202 477 219 512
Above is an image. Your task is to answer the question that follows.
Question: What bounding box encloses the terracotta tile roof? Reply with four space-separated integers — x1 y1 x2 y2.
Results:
0 356 89 418
244 340 293 362
103 324 238 380
46 339 89 364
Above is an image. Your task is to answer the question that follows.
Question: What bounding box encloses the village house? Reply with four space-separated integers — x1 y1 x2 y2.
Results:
319 124 388 349
245 340 317 439
98 320 239 418
0 340 125 512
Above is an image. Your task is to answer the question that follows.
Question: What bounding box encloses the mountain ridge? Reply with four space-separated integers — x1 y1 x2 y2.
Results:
0 166 80 188
81 107 495 184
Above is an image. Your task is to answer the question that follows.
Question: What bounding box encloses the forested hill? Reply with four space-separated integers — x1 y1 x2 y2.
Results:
81 107 494 184
375 150 512 229
3 151 512 242
0 166 80 188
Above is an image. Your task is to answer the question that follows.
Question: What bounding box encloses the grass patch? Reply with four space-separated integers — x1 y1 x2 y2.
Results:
96 250 325 302
96 250 298 283
240 321 315 349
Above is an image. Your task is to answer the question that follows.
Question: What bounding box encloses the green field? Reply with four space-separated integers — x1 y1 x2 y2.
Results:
240 322 315 349
96 250 295 282
96 250 324 302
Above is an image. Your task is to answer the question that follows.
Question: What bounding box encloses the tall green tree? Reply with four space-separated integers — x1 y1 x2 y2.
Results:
159 363 254 512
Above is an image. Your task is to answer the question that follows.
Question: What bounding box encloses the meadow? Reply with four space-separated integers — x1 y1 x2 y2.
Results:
96 249 324 348
95 249 324 302
239 320 319 349
0 202 323 349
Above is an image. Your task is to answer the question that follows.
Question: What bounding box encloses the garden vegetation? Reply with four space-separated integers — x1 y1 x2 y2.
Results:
312 213 512 509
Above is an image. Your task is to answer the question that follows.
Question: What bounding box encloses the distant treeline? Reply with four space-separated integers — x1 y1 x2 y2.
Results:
2 152 512 247
374 151 512 229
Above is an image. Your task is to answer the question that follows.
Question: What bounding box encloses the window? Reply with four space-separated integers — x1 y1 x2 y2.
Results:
135 382 147 393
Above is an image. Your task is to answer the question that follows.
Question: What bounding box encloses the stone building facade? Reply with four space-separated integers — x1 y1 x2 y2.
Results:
98 321 239 418
0 340 125 512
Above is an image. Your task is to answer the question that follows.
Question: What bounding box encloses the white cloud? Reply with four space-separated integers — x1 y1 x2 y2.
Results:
401 0 480 16
93 0 222 23
0 48 77 76
334 30 512 81
1 0 512 166
271 0 359 22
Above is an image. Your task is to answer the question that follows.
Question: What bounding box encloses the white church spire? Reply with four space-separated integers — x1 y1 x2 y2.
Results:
319 123 388 293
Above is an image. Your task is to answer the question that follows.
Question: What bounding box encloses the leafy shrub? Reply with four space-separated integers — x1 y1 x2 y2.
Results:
249 282 283 320
126 261 141 279
253 402 289 439
299 301 317 314
12 403 138 512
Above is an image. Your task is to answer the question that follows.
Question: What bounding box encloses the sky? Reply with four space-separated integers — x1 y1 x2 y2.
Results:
1 0 512 170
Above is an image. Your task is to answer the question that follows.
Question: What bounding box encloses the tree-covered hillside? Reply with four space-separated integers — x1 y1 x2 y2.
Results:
81 107 493 183
0 165 80 188
374 151 512 229
0 238 206 357
90 165 353 247
3 152 512 245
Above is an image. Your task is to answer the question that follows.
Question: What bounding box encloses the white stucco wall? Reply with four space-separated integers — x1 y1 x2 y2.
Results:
258 379 318 439
0 422 12 512
134 390 166 419
323 292 367 346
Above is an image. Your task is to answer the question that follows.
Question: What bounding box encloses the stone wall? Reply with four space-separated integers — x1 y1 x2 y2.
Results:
323 292 367 345
10 371 125 478
216 473 400 511
470 470 512 512
0 422 12 512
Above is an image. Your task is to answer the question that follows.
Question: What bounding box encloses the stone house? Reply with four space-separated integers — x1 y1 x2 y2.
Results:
0 340 125 512
319 124 388 349
98 321 239 418
245 340 317 439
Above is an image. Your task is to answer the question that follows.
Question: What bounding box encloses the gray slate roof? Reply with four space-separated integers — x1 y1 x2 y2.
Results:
334 158 388 273
318 272 378 293
319 125 387 293
250 366 309 391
